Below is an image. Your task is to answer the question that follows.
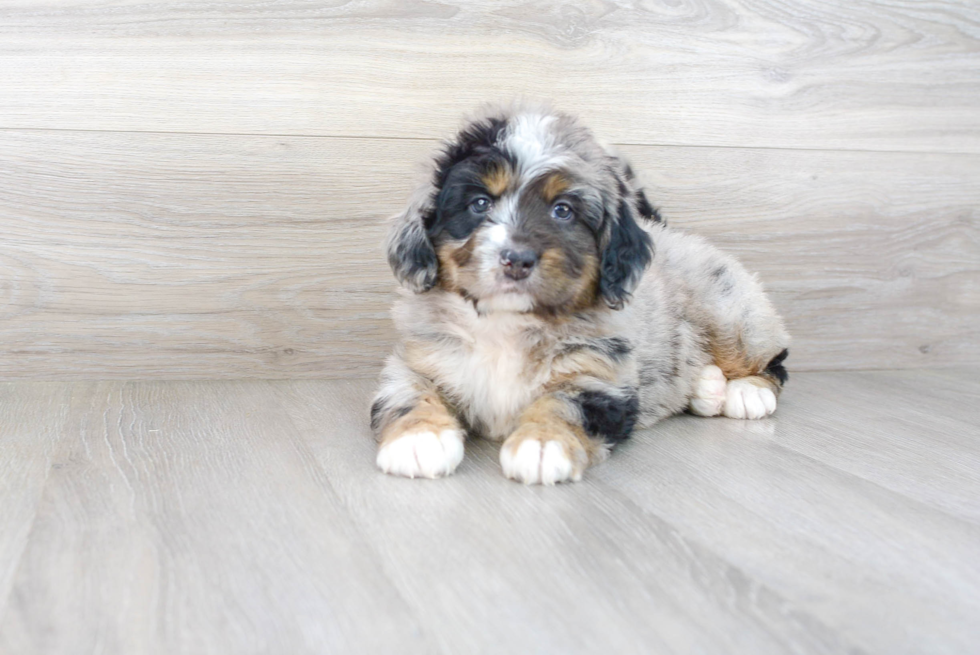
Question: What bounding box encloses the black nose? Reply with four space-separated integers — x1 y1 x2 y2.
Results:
500 248 538 280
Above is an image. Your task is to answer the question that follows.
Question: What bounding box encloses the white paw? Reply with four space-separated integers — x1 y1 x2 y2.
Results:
500 439 585 485
689 364 728 416
723 378 777 419
376 429 464 479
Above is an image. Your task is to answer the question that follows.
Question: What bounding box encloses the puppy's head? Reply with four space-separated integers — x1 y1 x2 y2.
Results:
387 105 656 314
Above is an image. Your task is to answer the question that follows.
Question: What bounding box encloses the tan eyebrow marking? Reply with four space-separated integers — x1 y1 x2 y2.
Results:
542 173 571 203
481 164 512 196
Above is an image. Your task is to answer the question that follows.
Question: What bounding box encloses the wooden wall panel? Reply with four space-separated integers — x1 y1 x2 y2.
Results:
0 0 978 152
1 130 976 379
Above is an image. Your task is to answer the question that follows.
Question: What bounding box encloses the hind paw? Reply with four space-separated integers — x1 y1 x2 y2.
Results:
689 365 728 417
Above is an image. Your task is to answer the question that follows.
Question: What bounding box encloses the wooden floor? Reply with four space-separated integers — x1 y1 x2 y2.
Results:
1 369 978 654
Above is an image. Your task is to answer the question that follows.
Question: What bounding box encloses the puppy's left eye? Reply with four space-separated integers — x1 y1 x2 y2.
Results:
551 202 573 221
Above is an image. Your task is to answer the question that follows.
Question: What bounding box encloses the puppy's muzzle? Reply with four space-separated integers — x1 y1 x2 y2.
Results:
500 248 538 281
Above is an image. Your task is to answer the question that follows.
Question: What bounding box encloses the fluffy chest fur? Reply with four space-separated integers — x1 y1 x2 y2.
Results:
396 294 559 440
441 323 544 440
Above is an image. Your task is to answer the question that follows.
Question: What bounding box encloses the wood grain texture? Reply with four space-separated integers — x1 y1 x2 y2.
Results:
1 372 977 653
0 381 430 654
274 378 858 655
1 129 977 378
0 130 410 378
595 370 980 655
1 0 979 152
276 373 979 655
0 382 71 619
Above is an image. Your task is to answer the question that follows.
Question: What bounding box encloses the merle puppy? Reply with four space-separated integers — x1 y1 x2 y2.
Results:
371 104 790 485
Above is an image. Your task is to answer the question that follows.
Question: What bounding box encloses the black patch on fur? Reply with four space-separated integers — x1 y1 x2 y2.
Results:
428 118 516 242
560 337 633 363
711 265 727 279
369 398 411 433
765 348 790 386
635 189 663 224
369 397 386 433
619 162 663 224
421 207 438 231
394 118 511 291
601 337 633 360
433 117 512 190
575 388 640 446
599 200 654 309
431 155 508 240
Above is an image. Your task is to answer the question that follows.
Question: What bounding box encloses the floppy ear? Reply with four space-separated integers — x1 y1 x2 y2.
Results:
385 185 440 293
598 163 654 310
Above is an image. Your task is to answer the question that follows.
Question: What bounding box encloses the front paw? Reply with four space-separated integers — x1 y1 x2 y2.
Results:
499 425 589 485
723 377 778 419
376 428 465 479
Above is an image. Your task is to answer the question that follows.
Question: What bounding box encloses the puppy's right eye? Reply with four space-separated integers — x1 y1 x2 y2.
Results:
469 197 492 214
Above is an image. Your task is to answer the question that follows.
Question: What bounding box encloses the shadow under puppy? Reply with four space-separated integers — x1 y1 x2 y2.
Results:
371 104 790 485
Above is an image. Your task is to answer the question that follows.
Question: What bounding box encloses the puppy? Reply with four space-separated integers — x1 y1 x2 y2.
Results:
370 104 790 484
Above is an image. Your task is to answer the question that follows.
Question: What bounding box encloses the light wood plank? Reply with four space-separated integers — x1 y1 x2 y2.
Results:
0 382 71 618
595 377 980 655
773 369 980 523
274 378 858 655
1 0 978 152
0 381 431 654
0 130 408 379
0 372 977 653
1 129 977 378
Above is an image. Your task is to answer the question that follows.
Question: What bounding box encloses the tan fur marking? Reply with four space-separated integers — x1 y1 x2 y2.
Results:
747 375 778 390
435 238 475 292
549 351 618 390
504 395 602 466
534 249 600 313
401 341 445 383
435 244 460 291
451 239 475 267
710 331 765 380
568 252 600 310
537 248 567 282
541 173 570 203
743 374 781 395
482 165 512 196
379 391 459 447
711 332 786 395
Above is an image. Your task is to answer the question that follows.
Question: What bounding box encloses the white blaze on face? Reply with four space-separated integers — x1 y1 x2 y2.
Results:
476 222 508 283
506 113 556 167
490 194 520 228
486 223 509 246
473 206 534 312
503 113 568 182
477 198 518 278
